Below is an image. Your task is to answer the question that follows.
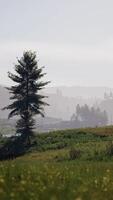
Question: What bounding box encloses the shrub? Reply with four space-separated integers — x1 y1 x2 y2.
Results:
106 141 113 156
69 147 81 160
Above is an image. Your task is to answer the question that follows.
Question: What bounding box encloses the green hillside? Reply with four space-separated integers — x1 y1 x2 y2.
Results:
1 127 113 200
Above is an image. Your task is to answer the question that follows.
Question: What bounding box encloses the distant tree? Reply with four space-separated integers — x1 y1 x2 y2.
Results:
71 104 108 127
3 51 50 144
110 92 113 99
100 110 108 126
76 104 81 120
104 92 108 100
81 104 89 121
70 113 76 121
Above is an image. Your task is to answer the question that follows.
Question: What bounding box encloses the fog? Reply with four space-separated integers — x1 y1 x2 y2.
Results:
0 0 113 86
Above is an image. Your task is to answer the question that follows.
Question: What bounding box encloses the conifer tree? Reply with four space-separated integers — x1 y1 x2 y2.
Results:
3 51 50 143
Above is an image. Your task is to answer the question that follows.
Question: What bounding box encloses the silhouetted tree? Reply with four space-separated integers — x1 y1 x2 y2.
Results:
3 51 50 144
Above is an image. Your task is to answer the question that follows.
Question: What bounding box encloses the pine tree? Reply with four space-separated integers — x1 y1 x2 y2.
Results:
3 51 50 144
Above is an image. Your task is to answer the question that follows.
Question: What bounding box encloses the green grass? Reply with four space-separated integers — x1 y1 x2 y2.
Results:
1 126 113 199
30 126 113 152
0 160 113 200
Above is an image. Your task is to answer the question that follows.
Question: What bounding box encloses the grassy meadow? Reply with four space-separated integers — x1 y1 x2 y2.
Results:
1 126 113 199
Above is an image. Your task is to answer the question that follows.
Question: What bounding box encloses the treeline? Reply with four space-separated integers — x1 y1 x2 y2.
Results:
71 104 108 127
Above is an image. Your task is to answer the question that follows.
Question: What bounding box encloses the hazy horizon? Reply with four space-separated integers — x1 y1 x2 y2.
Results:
0 0 113 87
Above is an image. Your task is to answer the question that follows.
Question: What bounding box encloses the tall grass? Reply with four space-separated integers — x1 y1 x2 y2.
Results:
0 161 113 199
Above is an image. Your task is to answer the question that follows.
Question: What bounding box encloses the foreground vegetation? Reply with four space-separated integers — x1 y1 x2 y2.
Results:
1 126 113 199
0 161 113 200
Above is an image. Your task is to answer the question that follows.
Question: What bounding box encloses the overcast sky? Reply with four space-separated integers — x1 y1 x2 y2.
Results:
0 0 113 87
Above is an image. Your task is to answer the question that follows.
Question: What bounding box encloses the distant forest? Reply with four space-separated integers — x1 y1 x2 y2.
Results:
71 104 108 127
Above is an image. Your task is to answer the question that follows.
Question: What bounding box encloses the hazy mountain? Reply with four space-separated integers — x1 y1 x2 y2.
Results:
44 86 113 98
0 85 112 120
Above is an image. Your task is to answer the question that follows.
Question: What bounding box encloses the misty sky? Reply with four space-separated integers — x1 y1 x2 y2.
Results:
0 0 113 87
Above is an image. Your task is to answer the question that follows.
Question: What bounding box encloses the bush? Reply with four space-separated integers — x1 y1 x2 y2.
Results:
69 147 81 160
106 141 113 156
